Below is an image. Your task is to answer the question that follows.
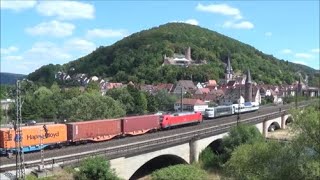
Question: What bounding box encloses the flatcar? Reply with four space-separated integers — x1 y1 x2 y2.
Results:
66 119 122 143
0 124 67 155
121 114 160 136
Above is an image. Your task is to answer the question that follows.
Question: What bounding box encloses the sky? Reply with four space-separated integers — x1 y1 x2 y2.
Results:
1 0 319 75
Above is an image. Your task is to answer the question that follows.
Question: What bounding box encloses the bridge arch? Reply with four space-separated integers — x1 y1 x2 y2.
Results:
192 132 228 162
268 122 280 132
285 116 293 125
130 154 187 179
110 143 190 180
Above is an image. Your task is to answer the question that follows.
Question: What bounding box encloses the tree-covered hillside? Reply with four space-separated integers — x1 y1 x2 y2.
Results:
28 23 319 86
0 72 25 85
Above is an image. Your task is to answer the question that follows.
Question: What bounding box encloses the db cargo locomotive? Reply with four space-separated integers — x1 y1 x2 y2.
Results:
0 112 202 155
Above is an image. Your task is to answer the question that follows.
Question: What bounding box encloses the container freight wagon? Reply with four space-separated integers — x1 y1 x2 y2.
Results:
0 124 67 154
67 119 122 143
122 115 161 136
160 112 202 128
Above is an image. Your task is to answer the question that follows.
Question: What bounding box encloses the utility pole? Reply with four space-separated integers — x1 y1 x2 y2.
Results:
40 128 44 171
40 124 48 171
295 88 298 109
15 80 25 179
237 85 241 126
180 87 183 112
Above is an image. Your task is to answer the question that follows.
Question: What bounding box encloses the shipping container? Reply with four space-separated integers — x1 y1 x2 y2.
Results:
0 124 67 154
66 119 121 142
122 115 161 135
160 112 202 128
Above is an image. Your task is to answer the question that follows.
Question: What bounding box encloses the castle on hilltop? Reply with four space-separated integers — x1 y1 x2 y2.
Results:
163 47 206 66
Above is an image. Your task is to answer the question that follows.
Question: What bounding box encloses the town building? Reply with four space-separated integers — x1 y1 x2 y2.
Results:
174 98 208 112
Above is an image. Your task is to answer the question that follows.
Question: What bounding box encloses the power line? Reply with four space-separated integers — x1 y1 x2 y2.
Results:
15 80 25 179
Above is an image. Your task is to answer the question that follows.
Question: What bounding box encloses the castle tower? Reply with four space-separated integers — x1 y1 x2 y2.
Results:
225 56 233 82
185 47 191 60
245 69 252 102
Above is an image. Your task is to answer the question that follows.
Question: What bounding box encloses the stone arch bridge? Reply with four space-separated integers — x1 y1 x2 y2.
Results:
110 113 292 179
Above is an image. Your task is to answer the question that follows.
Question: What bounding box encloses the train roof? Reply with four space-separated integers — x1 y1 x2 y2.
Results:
163 111 200 117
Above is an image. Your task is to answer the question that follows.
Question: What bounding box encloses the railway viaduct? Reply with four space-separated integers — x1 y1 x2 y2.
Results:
0 107 298 180
110 113 291 179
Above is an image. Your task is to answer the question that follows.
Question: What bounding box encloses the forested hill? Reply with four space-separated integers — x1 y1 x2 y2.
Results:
28 23 319 86
0 72 25 85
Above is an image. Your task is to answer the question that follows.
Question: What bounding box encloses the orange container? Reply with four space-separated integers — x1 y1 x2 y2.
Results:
0 124 67 149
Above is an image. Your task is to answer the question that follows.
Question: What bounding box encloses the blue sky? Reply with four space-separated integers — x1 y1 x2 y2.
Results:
1 1 319 75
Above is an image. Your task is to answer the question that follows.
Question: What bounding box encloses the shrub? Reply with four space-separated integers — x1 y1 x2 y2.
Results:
151 164 209 180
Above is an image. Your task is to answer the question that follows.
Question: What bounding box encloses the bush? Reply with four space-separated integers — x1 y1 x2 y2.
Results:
199 148 223 169
151 164 209 180
74 156 120 180
221 124 264 163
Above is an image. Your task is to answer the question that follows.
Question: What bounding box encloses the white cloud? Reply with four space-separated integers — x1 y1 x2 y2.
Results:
1 46 19 55
265 32 272 37
25 20 75 37
2 55 23 61
295 53 313 59
86 29 128 39
196 3 242 19
24 42 72 62
281 49 293 54
0 0 37 11
223 20 254 29
36 1 94 20
311 48 320 53
64 38 96 53
184 19 199 25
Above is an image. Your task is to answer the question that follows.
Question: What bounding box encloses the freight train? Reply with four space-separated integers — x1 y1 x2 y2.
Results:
0 102 259 156
0 112 202 155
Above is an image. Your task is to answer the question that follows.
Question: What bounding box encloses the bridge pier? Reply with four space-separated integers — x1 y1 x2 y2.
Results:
189 137 198 164
262 120 268 138
281 114 286 129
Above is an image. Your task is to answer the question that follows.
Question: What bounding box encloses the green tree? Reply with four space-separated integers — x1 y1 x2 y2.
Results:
291 103 320 154
146 93 158 113
154 90 177 111
225 105 320 180
221 124 264 163
127 84 147 114
74 156 120 180
226 141 286 180
199 148 222 170
86 81 100 94
151 164 209 180
105 87 135 114
60 93 125 121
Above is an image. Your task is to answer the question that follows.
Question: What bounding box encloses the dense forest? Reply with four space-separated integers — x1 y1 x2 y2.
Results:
28 23 319 86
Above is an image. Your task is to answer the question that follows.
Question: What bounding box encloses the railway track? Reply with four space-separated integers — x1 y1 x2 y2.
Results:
0 101 313 172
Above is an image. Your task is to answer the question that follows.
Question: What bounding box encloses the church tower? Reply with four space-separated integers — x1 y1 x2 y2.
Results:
297 75 303 96
245 69 252 102
225 56 233 82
